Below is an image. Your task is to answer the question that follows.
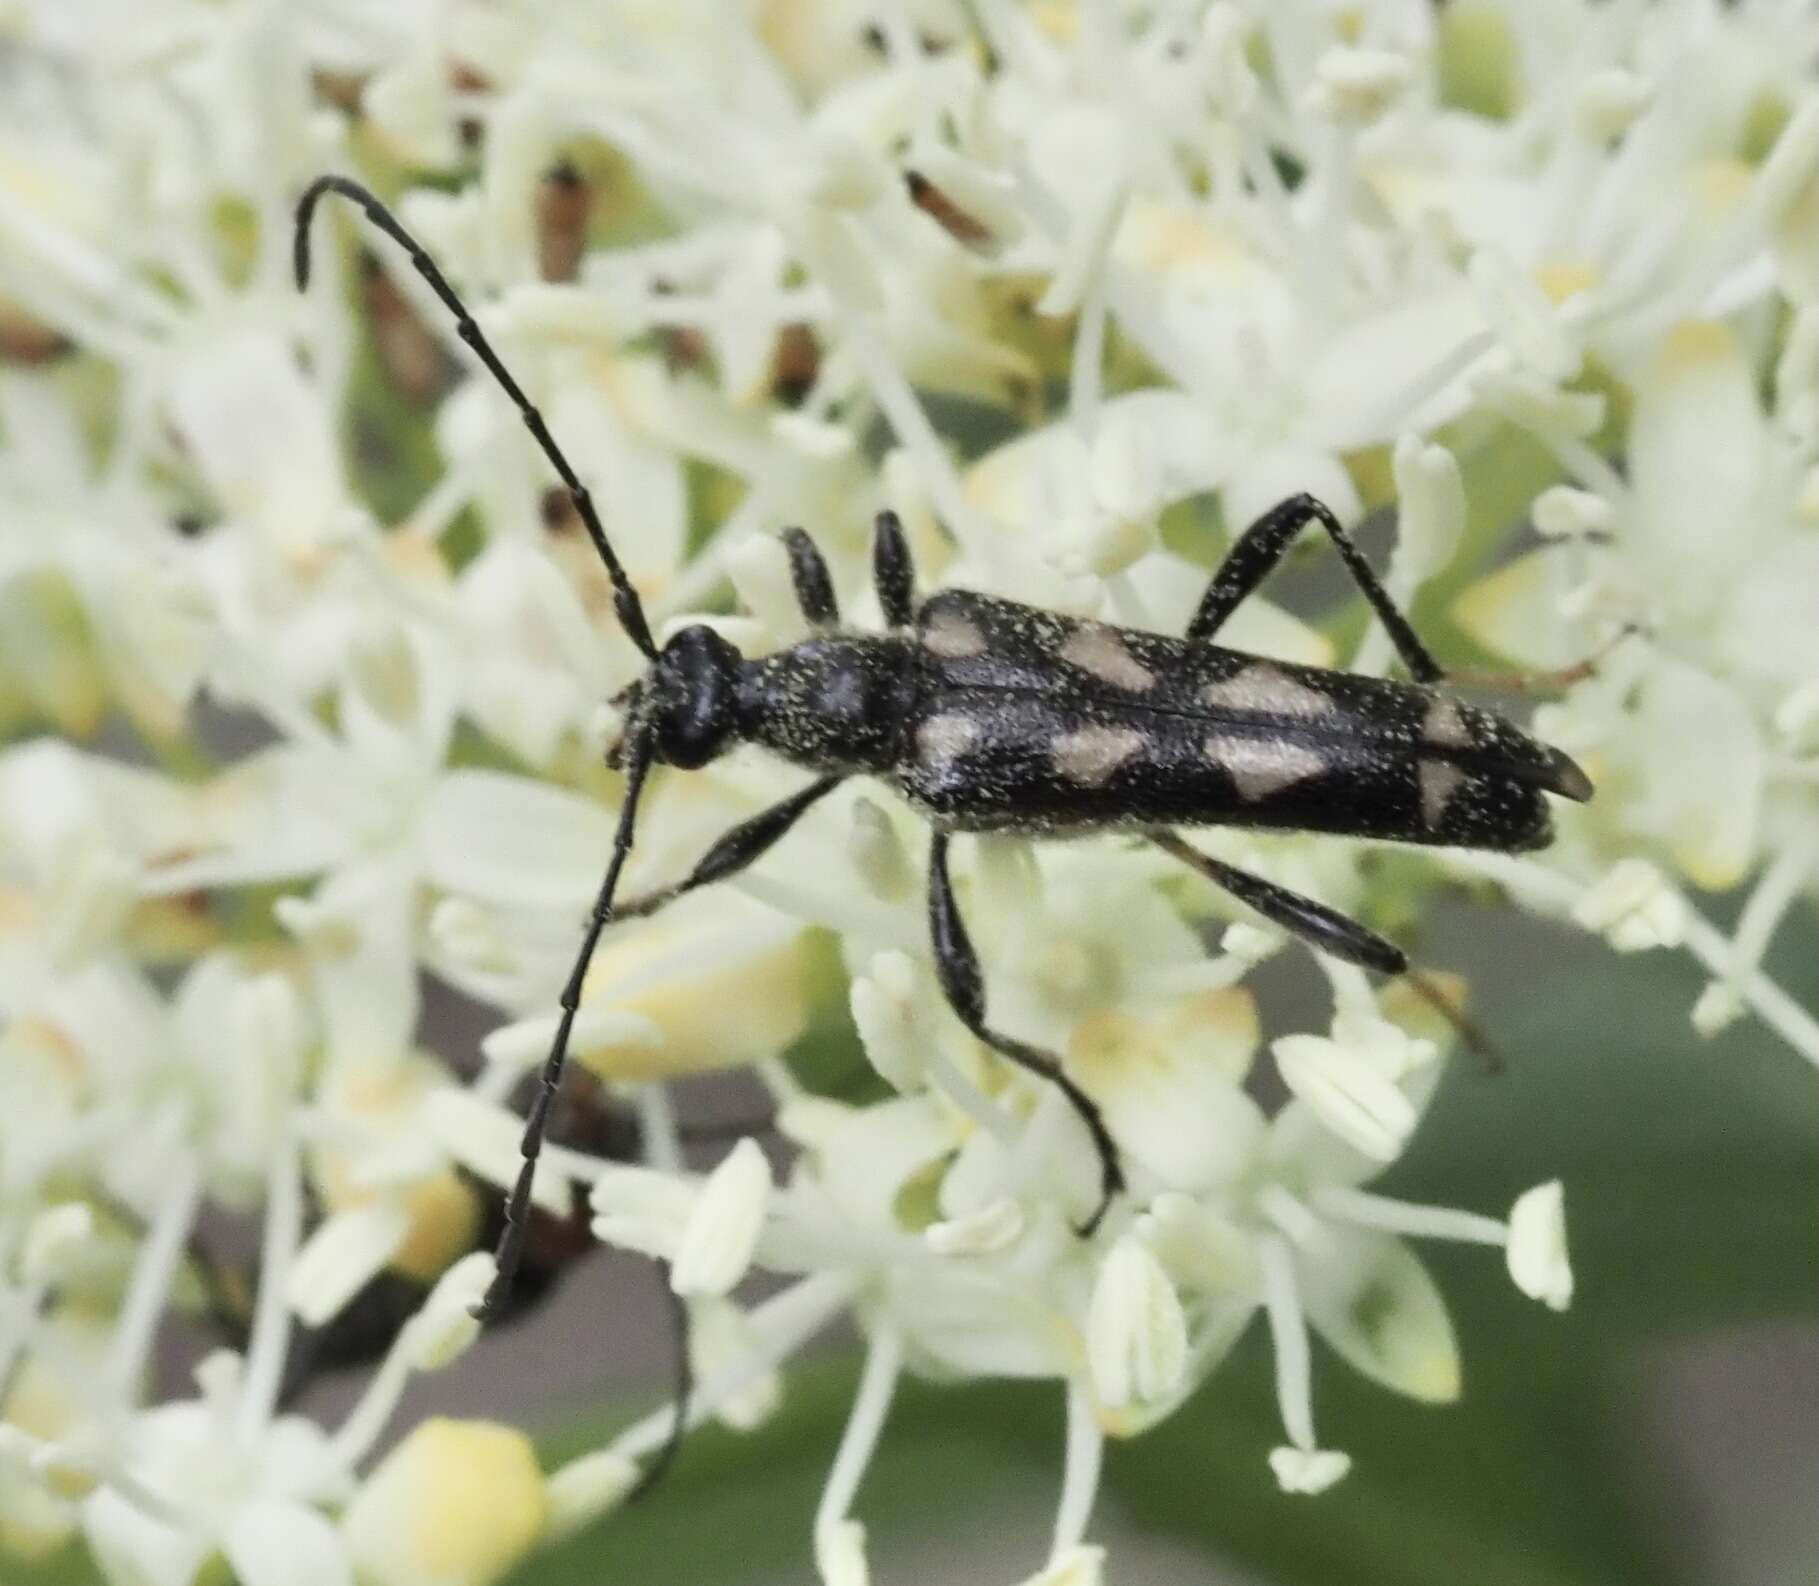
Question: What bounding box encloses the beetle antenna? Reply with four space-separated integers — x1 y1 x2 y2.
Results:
474 730 656 1322
294 175 658 660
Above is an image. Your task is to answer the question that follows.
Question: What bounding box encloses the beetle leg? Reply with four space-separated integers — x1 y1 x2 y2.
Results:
873 509 916 629
613 775 846 919
1154 834 1511 1072
926 832 1125 1235
1148 831 1408 973
1187 492 1444 683
625 1266 694 1503
782 526 839 629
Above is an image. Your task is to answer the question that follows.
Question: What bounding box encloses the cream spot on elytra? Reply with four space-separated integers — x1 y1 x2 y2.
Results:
1203 735 1327 801
917 713 980 769
1423 694 1472 748
1420 759 1467 827
1051 725 1146 787
1200 663 1335 718
922 610 987 658
1060 625 1154 692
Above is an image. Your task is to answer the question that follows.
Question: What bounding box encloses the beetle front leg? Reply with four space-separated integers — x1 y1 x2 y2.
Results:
781 527 839 630
1148 832 1408 974
873 509 916 629
926 832 1125 1235
1188 492 1444 683
613 775 846 919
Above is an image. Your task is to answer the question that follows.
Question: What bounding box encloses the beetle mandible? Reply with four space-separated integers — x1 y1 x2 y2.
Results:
294 176 1594 1327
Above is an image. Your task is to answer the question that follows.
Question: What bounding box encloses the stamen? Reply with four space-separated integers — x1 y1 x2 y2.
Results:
103 1154 202 1406
1258 1233 1315 1451
1050 1382 1104 1559
236 1132 302 1439
814 1323 903 1573
1311 1186 1507 1246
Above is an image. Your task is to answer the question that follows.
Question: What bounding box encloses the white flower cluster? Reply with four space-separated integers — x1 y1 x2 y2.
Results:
2 2 1816 1584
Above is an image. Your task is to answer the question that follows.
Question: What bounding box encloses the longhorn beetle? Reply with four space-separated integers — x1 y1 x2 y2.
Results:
295 175 1594 1334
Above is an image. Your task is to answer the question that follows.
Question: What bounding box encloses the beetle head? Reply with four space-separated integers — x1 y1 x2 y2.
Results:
620 623 743 770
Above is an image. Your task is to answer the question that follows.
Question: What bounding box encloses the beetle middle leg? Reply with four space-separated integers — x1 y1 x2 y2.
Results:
926 832 1125 1234
1188 492 1444 683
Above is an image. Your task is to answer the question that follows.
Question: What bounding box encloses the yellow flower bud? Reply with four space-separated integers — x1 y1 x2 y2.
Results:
344 1420 545 1586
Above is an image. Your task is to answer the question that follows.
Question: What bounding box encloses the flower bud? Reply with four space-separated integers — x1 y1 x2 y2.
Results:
344 1419 546 1586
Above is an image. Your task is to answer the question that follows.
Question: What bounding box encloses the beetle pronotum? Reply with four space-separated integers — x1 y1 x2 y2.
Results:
295 169 1593 1441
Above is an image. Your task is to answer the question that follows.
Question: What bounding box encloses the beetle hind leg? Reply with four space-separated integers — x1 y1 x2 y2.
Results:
1189 492 1443 683
1150 833 1506 1071
926 833 1125 1235
1150 832 1408 973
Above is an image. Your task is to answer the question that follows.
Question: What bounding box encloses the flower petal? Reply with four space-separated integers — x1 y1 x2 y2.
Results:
1297 1230 1462 1404
222 1501 353 1586
422 771 614 911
